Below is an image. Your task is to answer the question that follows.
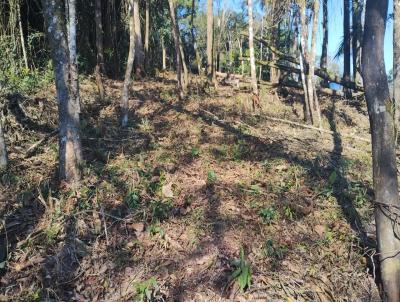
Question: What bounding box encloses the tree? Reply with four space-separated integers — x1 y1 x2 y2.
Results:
320 0 328 89
352 0 362 82
95 0 105 100
191 0 202 74
145 0 150 69
362 0 400 300
0 120 7 171
121 0 135 127
247 0 258 103
343 0 351 94
42 0 82 184
394 0 400 129
206 0 214 80
133 0 144 76
168 0 186 98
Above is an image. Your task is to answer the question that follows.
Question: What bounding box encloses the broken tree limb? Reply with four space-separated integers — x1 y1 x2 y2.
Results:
240 57 363 92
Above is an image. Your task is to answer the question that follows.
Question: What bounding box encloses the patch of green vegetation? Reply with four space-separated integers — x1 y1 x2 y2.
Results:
45 223 62 245
207 170 217 184
230 248 252 292
263 239 286 261
124 191 141 210
133 277 159 302
259 207 278 225
231 139 251 161
191 146 201 157
150 200 172 222
283 205 295 220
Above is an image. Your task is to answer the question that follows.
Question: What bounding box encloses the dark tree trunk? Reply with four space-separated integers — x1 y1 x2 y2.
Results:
42 0 82 185
0 120 7 171
362 0 400 300
168 0 185 98
145 0 149 70
343 0 351 94
320 0 328 87
95 0 105 100
191 0 201 74
206 0 213 80
352 0 362 82
121 0 135 127
394 0 400 130
133 0 144 76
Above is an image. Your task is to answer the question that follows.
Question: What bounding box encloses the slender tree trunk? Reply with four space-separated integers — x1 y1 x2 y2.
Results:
299 4 312 123
320 0 328 88
133 0 144 76
206 0 213 79
394 0 400 133
259 15 264 80
145 0 150 70
362 1 400 301
352 0 362 82
343 0 351 95
168 0 185 98
239 37 244 75
43 0 82 185
121 0 135 128
191 0 201 74
248 0 258 98
178 32 189 90
161 35 167 71
16 0 28 69
308 0 321 128
95 0 105 100
0 120 7 171
66 0 80 113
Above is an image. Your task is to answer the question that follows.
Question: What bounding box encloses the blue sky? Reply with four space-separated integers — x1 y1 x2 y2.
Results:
200 0 394 74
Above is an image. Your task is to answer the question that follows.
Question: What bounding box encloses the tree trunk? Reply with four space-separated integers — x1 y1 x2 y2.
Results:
42 0 82 185
308 0 321 128
161 35 167 71
191 0 201 74
247 0 258 98
362 1 400 301
121 0 135 128
299 4 312 123
168 0 185 98
178 32 189 90
66 0 80 113
259 15 264 80
206 0 213 79
394 0 400 133
16 0 28 69
145 0 150 70
0 120 7 171
239 37 244 75
95 0 105 100
352 0 362 82
133 0 144 76
320 0 328 87
343 0 351 95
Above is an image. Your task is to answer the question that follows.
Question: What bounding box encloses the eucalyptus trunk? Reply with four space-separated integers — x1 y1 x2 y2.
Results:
206 0 214 79
247 0 258 97
133 0 144 76
121 0 135 127
343 0 351 95
362 0 400 300
145 0 150 69
42 0 82 184
161 35 167 71
394 0 400 132
191 0 202 74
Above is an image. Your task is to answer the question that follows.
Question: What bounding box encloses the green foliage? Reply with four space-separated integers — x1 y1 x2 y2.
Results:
207 170 217 184
263 239 285 260
347 183 368 208
259 207 277 225
230 248 252 292
133 277 159 302
191 146 201 157
150 200 172 222
124 191 141 210
283 205 294 220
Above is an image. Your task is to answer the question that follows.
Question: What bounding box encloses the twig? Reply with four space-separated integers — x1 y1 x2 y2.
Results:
25 129 58 157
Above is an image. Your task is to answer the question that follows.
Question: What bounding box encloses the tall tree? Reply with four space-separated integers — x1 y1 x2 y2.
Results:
206 0 214 80
248 0 258 103
0 120 7 171
42 0 82 184
191 0 202 74
168 0 186 98
343 0 351 94
320 0 328 71
95 0 105 100
394 0 400 129
362 0 400 300
66 0 80 114
133 0 144 76
145 0 150 69
121 0 135 127
352 0 362 82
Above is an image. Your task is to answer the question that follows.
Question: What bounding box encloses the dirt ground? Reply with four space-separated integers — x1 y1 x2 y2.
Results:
0 73 381 301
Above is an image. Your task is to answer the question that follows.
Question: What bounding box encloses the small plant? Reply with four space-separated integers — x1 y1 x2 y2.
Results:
191 146 201 157
230 248 252 292
207 170 217 184
348 183 368 207
263 239 284 260
124 191 140 210
133 277 159 302
259 207 277 225
283 205 294 220
150 200 172 222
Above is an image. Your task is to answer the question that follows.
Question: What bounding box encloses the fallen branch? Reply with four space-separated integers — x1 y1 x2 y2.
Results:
25 129 58 157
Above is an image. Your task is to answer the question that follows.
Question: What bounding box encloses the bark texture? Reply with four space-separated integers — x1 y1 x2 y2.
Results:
206 0 213 79
43 0 82 184
247 0 258 97
362 1 400 300
95 0 105 100
133 0 144 76
0 120 7 170
121 0 135 128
